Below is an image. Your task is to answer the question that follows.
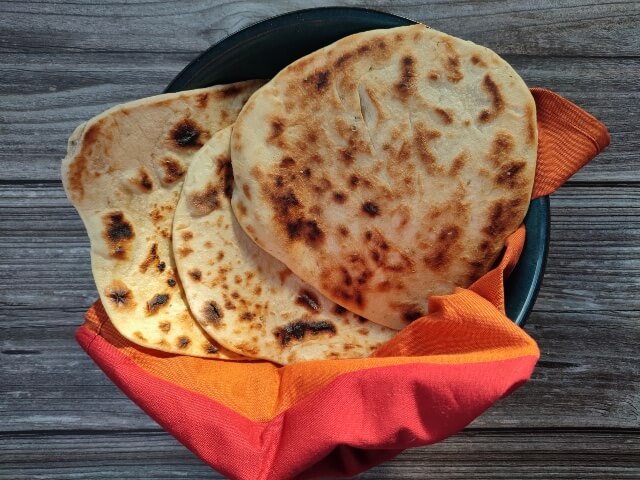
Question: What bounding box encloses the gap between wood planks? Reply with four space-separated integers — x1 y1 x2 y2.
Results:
2 426 639 436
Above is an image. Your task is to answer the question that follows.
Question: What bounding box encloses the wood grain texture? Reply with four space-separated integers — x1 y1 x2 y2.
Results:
1 429 638 479
1 185 638 431
2 0 639 56
1 0 639 478
1 55 638 181
2 185 638 315
1 311 638 433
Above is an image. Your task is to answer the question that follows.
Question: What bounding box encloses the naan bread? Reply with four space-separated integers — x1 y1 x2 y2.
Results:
62 81 263 357
173 127 396 364
231 25 537 329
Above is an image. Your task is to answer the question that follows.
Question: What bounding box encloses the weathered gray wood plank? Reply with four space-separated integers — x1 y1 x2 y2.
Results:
1 54 637 181
1 1 639 478
1 309 638 432
2 184 638 315
1 184 638 432
2 0 638 56
1 428 638 479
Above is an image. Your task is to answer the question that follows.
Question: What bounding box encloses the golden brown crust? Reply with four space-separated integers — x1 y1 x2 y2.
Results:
478 74 505 123
65 120 104 202
230 25 536 330
61 81 264 358
173 128 396 364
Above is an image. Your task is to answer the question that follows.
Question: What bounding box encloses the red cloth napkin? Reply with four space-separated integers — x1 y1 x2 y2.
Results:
76 88 609 479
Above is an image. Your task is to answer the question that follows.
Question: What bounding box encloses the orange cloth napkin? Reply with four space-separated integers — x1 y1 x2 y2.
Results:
77 88 609 480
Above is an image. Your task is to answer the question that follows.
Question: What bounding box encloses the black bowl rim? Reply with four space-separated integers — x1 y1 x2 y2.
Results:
165 6 413 93
510 196 550 326
165 6 550 327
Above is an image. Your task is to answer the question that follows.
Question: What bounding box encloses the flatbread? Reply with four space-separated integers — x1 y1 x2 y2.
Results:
230 24 537 329
173 127 396 364
62 81 264 357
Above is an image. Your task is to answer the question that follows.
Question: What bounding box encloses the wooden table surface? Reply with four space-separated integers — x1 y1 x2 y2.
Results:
1 1 639 478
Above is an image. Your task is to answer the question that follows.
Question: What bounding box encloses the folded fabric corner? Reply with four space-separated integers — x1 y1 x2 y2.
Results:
531 88 611 198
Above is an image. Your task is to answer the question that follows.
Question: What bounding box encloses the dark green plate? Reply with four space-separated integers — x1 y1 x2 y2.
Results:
166 6 549 326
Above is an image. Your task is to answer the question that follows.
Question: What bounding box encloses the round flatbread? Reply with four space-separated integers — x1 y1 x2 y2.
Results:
62 81 264 357
230 25 537 329
173 127 396 364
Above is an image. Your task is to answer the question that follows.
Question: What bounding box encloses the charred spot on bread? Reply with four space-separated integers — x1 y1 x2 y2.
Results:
296 289 321 313
286 218 325 247
105 280 134 309
362 202 380 217
103 211 134 259
188 269 202 282
146 293 169 314
170 119 203 149
274 320 337 347
202 301 224 326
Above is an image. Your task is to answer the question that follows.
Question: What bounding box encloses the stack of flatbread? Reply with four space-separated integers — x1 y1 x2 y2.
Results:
63 24 536 364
